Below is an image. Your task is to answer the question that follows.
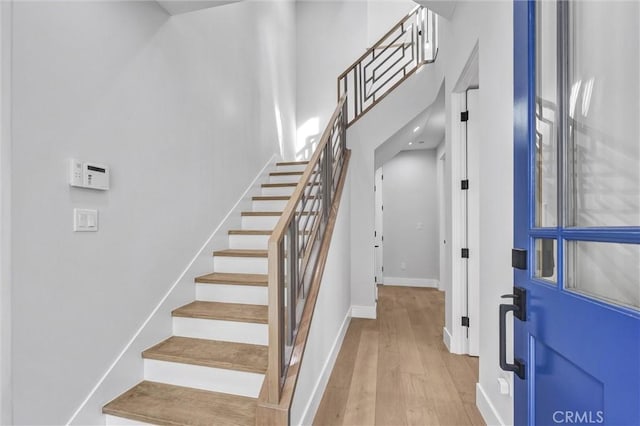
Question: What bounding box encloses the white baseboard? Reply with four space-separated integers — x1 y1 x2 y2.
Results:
443 327 452 351
382 277 439 288
66 155 278 425
298 311 351 426
350 304 376 319
476 383 506 426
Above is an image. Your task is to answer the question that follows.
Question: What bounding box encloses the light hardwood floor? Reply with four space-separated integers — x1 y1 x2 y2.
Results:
313 286 485 426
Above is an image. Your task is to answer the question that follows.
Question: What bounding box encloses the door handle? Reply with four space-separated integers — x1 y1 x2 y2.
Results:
498 287 526 379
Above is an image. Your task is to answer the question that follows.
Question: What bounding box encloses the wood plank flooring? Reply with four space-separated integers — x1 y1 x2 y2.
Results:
314 286 485 426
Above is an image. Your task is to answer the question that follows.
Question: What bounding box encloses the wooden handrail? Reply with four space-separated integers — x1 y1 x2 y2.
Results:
257 149 351 425
262 96 348 409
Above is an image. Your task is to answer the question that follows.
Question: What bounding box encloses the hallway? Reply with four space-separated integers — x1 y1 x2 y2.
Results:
314 286 484 425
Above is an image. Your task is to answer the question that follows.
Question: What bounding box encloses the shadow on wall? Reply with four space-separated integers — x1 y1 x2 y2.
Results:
296 117 320 160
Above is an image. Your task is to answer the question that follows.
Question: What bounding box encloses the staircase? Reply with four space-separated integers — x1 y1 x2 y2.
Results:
102 4 437 422
103 161 309 426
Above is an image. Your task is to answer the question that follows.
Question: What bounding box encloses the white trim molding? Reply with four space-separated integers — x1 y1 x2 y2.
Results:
350 304 377 319
476 382 506 426
442 327 452 352
382 277 439 288
298 311 351 426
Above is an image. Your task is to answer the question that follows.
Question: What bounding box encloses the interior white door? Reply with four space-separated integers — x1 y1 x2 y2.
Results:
374 167 384 285
466 88 480 356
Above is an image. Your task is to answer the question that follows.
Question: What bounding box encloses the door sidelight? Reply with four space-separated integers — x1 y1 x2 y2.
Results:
499 286 526 379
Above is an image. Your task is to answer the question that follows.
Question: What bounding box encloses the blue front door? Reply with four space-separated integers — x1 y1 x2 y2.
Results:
512 1 640 425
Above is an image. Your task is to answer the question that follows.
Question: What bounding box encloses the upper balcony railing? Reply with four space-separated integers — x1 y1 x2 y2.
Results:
338 6 438 126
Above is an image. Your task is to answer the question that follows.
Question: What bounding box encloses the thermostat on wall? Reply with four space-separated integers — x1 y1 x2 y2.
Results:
69 159 110 190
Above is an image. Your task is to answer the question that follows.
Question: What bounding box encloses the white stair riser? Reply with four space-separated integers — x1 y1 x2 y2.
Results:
143 359 264 398
214 256 267 274
196 283 268 305
261 185 320 197
269 174 302 184
252 199 289 212
241 215 280 230
276 164 307 172
261 186 296 196
229 234 270 250
173 317 268 345
105 415 152 425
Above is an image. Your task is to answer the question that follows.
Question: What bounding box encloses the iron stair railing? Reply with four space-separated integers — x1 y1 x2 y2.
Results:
262 97 348 407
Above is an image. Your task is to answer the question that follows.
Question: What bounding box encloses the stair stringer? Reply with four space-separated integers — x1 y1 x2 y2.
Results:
346 59 445 316
66 154 278 426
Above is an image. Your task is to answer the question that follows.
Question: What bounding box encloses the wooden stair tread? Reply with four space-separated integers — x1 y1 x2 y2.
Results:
261 182 297 188
252 195 291 201
269 171 303 176
228 229 309 236
103 381 256 426
172 301 268 324
195 272 267 286
276 161 308 166
240 211 315 216
261 182 319 188
142 337 268 374
241 211 281 217
252 195 317 201
228 230 273 236
213 249 268 258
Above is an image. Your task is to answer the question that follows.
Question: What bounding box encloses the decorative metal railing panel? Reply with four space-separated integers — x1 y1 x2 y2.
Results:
265 97 347 403
338 6 438 126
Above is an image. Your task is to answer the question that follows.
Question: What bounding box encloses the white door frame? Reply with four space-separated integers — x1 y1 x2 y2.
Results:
374 167 384 290
450 90 479 356
466 89 480 356
0 2 13 423
448 91 467 354
437 149 446 292
447 44 480 356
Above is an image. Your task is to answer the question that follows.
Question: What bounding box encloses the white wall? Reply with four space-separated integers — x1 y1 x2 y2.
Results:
9 1 296 424
382 149 439 283
366 0 415 45
295 0 367 159
439 2 515 424
290 168 352 426
0 2 13 424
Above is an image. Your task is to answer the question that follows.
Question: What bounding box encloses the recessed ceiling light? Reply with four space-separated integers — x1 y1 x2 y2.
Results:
408 142 413 146
413 126 421 133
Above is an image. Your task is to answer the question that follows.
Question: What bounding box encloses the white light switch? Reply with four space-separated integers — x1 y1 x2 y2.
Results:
74 208 98 232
